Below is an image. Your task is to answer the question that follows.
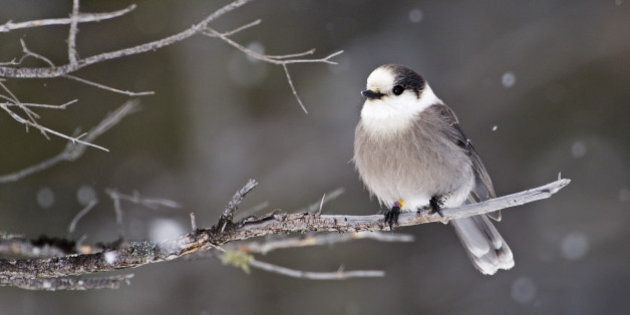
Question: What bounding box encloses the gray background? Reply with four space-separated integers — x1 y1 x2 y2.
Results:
1 0 629 314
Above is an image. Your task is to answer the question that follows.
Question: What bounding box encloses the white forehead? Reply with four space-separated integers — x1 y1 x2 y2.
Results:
366 67 395 90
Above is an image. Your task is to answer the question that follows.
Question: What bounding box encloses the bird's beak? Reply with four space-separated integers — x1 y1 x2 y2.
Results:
361 89 384 100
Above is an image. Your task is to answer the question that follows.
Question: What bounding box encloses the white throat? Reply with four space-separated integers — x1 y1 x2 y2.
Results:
360 84 442 136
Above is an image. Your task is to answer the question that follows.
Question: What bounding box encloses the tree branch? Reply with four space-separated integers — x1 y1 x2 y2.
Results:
219 179 258 232
0 0 255 78
0 100 140 183
238 231 414 255
0 5 137 33
247 259 384 280
0 274 133 291
67 0 81 65
0 178 570 282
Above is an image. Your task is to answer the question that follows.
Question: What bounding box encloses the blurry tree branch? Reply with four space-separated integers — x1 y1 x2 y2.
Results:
0 0 339 183
0 178 570 290
0 4 137 33
0 100 139 184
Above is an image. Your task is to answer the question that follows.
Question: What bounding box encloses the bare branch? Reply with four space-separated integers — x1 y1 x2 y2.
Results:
0 0 255 78
219 179 259 231
248 259 384 280
305 187 345 213
105 188 181 236
17 39 154 97
1 99 77 110
216 242 383 280
0 274 133 291
68 0 81 65
202 27 343 113
282 65 308 113
204 27 342 66
0 100 140 183
0 5 137 33
267 49 316 60
105 189 182 211
0 58 19 66
68 200 99 234
239 231 414 255
0 179 570 281
202 19 262 38
64 74 155 96
0 100 108 151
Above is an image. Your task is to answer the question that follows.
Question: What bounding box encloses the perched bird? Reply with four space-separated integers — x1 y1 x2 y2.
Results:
353 64 514 275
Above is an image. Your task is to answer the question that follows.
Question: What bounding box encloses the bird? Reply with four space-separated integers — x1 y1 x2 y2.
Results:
353 64 514 275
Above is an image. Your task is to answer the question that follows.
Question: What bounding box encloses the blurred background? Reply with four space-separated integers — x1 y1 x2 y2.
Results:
1 0 629 314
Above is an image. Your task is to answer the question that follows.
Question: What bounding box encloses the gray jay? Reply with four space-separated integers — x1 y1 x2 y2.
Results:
353 64 514 275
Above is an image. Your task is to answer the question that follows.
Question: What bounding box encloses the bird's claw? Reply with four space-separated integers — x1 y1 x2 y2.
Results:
384 202 402 230
429 195 445 217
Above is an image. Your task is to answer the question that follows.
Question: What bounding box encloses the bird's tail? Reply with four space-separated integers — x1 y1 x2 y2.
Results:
451 215 514 275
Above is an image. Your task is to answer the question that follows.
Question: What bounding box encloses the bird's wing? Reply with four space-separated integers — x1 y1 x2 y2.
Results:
430 104 501 221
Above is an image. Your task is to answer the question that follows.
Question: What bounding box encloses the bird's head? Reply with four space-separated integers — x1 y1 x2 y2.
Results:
360 64 441 134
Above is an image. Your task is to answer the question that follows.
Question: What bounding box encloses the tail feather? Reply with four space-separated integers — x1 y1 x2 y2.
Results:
451 215 514 275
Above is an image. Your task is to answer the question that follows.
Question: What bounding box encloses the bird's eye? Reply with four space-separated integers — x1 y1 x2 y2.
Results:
392 85 404 95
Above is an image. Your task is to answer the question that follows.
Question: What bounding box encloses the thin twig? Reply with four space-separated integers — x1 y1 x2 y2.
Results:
220 179 259 231
64 74 155 96
282 65 307 113
305 187 345 213
0 99 77 110
0 100 140 183
204 28 342 66
0 101 108 151
68 200 99 234
248 259 384 280
0 58 18 66
204 240 383 280
202 27 342 113
105 189 182 210
239 231 414 255
68 0 81 65
0 5 137 33
203 19 262 38
267 49 316 59
0 0 255 78
17 39 154 97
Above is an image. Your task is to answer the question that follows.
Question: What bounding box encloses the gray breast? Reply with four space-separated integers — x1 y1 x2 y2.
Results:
353 107 474 209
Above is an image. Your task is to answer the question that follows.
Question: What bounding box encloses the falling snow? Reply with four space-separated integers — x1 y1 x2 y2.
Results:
501 72 516 88
76 185 97 206
408 9 423 23
36 187 55 209
491 125 498 132
571 141 587 158
228 42 268 87
245 41 265 63
104 251 118 264
149 218 185 242
561 232 589 261
511 277 537 304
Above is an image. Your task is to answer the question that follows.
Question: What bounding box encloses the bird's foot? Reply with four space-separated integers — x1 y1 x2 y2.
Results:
429 195 445 217
383 200 405 229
